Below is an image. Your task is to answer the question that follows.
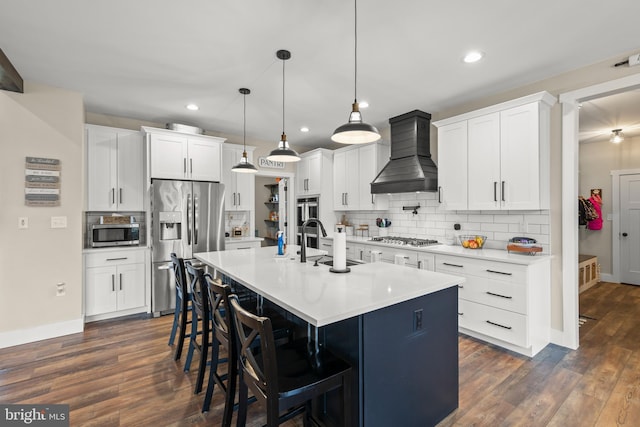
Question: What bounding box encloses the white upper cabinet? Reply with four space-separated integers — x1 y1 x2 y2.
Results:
436 121 468 210
433 91 555 211
144 127 224 182
296 149 333 197
222 144 255 211
86 125 144 211
333 142 389 211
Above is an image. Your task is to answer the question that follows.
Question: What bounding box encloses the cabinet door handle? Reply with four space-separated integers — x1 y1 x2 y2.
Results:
486 320 512 330
321 243 332 248
184 158 187 175
111 274 115 292
119 273 123 290
119 188 123 204
233 193 236 206
486 269 512 276
443 262 464 268
345 193 348 205
111 188 115 204
418 260 422 269
237 193 241 206
190 158 193 174
493 182 497 202
438 186 442 203
371 193 374 204
501 181 506 202
486 291 512 299
106 257 128 261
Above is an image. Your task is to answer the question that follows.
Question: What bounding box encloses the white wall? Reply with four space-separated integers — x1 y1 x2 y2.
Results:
0 82 84 348
579 135 640 276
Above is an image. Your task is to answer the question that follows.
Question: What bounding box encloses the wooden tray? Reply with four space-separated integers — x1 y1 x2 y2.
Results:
101 215 132 224
507 244 542 255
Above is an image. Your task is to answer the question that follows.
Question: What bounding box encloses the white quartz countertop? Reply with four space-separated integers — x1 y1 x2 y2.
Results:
323 236 552 266
225 236 264 243
195 245 465 327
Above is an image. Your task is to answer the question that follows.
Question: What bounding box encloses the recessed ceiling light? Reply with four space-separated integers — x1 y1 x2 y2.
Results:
463 51 484 63
359 101 369 108
186 103 199 111
300 126 310 133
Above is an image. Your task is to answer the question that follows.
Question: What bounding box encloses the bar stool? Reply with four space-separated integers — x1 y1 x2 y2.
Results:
167 253 191 361
184 261 211 394
229 295 352 427
201 275 236 425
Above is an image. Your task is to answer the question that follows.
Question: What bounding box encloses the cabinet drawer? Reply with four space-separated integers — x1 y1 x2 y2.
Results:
85 249 146 268
460 275 527 314
458 299 528 348
436 254 526 283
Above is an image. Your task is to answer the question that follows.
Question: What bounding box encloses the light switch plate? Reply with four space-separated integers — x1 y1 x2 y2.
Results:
51 216 67 228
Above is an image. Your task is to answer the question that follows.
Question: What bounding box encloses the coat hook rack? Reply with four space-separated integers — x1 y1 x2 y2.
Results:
402 204 420 215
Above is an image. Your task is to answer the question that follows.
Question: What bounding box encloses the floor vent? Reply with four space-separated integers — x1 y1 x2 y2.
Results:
579 314 597 327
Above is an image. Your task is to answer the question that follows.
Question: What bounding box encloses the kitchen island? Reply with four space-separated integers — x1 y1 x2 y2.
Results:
195 245 465 427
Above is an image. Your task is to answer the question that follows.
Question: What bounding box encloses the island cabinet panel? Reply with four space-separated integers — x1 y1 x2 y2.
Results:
322 286 459 427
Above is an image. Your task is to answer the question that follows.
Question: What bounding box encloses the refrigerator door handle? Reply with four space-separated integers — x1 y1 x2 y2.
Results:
193 194 199 245
187 193 192 245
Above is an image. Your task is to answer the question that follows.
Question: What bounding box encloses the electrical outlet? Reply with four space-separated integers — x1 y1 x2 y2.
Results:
413 309 423 331
18 217 28 229
51 216 67 228
56 282 66 297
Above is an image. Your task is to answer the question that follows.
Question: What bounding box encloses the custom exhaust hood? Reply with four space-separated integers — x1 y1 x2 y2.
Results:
370 110 438 194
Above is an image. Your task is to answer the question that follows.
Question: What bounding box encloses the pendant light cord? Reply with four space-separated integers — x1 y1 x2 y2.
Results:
282 56 286 135
243 92 246 150
354 0 358 103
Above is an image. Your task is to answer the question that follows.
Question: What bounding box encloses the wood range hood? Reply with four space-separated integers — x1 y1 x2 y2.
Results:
0 48 24 93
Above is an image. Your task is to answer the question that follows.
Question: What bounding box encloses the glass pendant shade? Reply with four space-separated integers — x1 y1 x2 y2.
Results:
232 87 258 173
231 151 258 173
610 128 624 144
332 101 381 144
267 133 300 162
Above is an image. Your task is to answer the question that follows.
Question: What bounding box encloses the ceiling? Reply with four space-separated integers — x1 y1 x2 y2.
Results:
1 0 639 151
578 89 640 143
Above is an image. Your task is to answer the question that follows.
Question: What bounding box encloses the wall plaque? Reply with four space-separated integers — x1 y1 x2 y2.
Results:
25 157 61 206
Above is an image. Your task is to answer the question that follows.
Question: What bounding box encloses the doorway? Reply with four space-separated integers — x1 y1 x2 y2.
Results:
253 171 295 247
560 73 640 349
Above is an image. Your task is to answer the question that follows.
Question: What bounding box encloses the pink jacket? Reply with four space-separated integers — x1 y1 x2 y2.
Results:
587 196 602 230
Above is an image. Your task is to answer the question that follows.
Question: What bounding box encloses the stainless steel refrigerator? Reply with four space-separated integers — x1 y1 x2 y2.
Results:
151 179 225 316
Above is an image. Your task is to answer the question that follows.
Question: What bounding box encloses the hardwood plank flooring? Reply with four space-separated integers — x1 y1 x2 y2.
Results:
1 282 639 426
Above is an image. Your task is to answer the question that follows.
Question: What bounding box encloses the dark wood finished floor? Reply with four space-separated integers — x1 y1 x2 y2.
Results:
1 281 639 426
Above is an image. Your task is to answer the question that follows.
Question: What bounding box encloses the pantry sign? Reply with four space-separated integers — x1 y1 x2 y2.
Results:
25 157 61 207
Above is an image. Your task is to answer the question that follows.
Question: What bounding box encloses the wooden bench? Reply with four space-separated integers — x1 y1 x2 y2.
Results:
579 254 599 293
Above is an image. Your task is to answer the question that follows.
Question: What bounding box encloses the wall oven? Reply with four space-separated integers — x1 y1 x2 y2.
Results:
90 223 140 247
296 197 319 249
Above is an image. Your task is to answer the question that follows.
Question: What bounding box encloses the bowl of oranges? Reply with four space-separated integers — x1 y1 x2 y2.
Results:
458 235 487 249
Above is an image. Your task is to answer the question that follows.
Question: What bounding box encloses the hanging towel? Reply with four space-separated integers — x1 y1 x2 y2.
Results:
587 196 603 230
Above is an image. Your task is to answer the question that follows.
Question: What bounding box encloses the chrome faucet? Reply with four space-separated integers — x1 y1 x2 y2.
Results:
300 218 327 263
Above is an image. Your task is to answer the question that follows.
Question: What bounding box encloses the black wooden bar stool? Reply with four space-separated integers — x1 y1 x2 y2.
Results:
184 261 211 394
167 253 191 361
229 295 352 427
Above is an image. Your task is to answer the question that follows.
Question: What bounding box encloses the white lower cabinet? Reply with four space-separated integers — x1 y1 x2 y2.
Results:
84 248 149 321
435 253 550 357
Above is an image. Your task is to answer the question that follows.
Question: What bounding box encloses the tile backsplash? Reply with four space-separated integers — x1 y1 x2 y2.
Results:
336 192 550 253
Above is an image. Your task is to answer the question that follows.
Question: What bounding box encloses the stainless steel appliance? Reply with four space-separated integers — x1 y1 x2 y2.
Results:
296 197 319 249
151 179 225 316
90 223 140 247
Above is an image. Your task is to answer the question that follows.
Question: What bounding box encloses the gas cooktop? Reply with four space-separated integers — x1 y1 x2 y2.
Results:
369 236 439 247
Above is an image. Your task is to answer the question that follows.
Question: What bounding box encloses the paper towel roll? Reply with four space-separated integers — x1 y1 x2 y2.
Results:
333 229 347 271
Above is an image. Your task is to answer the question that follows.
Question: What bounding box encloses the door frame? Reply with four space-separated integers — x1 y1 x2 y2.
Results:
559 73 640 349
612 169 640 283
254 170 296 245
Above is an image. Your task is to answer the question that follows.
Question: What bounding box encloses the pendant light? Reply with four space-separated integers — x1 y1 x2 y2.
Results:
231 88 258 173
267 50 300 162
331 0 380 144
610 128 624 144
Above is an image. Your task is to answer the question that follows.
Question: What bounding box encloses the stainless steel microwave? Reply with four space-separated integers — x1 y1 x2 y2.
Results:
91 223 140 247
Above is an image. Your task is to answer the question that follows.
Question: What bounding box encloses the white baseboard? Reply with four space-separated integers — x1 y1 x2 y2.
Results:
550 327 578 350
600 273 614 283
0 318 84 349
